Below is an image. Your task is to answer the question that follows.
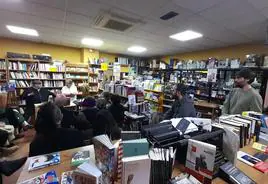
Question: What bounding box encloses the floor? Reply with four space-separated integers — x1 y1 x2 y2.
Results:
3 129 35 184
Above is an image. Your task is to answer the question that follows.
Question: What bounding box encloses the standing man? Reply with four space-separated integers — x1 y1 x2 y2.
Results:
61 79 78 103
222 68 263 114
164 83 196 120
22 80 55 122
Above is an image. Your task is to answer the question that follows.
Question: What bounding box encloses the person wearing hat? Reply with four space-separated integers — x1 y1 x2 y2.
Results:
61 79 78 103
164 83 196 120
222 68 263 114
21 79 56 122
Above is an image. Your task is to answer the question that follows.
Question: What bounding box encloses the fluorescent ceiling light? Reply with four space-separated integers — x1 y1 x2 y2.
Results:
81 38 103 47
6 25 39 36
127 46 147 53
169 30 203 41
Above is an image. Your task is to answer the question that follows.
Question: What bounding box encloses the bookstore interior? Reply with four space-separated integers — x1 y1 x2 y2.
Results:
0 0 268 184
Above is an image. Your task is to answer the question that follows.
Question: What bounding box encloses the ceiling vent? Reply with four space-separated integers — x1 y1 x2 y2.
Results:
94 12 144 32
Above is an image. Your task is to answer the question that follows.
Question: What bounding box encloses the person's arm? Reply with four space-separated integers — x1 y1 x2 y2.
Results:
21 88 33 100
250 94 263 113
163 102 175 120
71 85 78 95
222 90 233 115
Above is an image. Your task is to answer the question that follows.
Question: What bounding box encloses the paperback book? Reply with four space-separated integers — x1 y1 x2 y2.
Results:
61 171 74 184
122 155 151 184
73 162 102 184
71 150 90 166
252 142 268 153
92 134 116 184
185 139 216 180
19 170 59 184
28 152 60 171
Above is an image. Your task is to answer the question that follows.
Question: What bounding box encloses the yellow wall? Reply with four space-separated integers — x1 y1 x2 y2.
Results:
99 52 118 63
0 37 82 63
81 48 99 64
163 43 268 62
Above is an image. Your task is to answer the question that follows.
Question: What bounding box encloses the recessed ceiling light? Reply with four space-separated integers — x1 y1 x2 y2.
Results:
81 38 103 47
6 25 39 36
127 46 147 53
169 30 203 41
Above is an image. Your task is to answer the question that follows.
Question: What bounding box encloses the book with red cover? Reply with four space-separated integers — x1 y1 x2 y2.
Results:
253 162 268 173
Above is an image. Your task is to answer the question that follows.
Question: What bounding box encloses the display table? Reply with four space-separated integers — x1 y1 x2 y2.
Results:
16 145 95 183
17 144 267 184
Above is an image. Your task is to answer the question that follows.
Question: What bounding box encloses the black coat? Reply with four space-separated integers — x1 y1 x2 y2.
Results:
29 128 84 156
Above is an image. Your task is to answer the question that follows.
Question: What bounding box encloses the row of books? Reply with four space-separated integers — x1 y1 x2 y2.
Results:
143 80 164 92
9 62 38 71
43 81 64 87
144 92 161 103
15 80 30 87
218 115 261 148
117 57 128 65
39 63 65 72
40 73 64 80
66 74 88 79
66 67 88 72
10 72 38 79
88 77 98 83
0 59 6 69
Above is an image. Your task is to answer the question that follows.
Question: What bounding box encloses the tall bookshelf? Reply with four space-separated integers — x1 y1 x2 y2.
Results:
0 59 8 84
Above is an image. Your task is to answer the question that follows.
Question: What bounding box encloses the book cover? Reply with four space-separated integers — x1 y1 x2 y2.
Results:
19 170 59 184
61 171 74 184
253 161 268 173
73 162 102 184
253 152 268 161
252 142 268 153
237 151 262 167
71 150 90 166
122 155 151 184
28 152 60 171
92 134 116 184
219 162 256 184
185 139 216 179
122 138 149 157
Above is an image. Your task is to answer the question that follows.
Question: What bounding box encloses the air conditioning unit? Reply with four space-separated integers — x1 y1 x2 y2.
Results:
93 11 144 32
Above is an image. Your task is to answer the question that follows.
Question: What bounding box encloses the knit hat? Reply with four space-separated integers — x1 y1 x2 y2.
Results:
80 96 96 107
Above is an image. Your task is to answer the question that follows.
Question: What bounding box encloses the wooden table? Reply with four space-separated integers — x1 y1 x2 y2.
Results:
17 144 268 184
16 145 95 183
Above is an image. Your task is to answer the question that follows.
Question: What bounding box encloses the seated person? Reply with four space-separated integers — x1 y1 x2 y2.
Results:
81 96 98 126
164 83 196 120
21 80 56 122
108 94 127 127
94 98 121 140
0 129 19 157
29 102 85 156
61 79 78 103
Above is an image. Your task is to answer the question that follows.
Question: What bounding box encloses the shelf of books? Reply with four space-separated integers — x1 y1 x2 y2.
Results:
0 59 7 84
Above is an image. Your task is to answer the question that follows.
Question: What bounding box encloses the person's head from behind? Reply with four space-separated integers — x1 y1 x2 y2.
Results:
96 98 107 110
111 95 121 105
173 83 187 100
32 80 42 90
80 96 96 110
102 92 110 102
35 102 63 135
235 68 254 88
66 79 73 88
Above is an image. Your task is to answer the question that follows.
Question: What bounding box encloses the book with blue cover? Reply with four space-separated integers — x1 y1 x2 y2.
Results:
122 138 149 157
19 170 59 184
28 152 60 171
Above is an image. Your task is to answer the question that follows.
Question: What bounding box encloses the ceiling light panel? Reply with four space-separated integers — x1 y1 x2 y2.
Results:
6 25 39 36
169 30 203 41
81 38 103 47
127 46 147 53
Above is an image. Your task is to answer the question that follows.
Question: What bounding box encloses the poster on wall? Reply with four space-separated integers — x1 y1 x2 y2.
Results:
113 63 121 81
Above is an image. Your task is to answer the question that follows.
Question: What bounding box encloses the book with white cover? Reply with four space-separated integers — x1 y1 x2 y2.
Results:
237 151 262 167
185 139 216 179
73 162 102 184
122 155 151 184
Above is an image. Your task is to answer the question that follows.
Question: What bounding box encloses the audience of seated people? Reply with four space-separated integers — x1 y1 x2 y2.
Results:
29 102 85 156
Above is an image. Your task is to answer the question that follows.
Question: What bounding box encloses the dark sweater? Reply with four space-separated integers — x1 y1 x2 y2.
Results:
164 96 196 120
108 104 126 125
29 128 84 156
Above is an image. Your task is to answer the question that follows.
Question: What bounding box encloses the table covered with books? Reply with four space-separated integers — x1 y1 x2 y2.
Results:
17 145 95 183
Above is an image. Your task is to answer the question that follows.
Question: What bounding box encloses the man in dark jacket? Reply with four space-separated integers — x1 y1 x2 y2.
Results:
164 83 196 120
21 80 55 122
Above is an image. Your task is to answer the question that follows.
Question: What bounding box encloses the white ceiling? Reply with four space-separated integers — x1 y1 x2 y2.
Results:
0 0 267 57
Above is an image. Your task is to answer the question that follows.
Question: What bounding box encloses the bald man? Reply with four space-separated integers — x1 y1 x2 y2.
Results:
61 79 78 102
